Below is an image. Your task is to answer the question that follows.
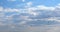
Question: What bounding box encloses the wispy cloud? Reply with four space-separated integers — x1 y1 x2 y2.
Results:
7 0 16 2
22 0 25 2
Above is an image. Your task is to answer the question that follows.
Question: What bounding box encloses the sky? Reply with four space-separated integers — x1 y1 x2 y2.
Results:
1 0 60 32
0 0 60 8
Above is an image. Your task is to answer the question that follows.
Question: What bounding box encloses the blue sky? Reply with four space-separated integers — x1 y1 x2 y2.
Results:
0 0 60 8
1 0 60 32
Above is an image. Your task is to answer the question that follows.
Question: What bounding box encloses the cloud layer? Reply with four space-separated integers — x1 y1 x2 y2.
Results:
0 2 60 32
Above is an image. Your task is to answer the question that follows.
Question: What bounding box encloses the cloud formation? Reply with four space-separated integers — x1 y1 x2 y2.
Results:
0 3 60 32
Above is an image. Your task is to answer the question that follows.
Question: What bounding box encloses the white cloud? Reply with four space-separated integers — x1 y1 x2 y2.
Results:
29 17 60 22
1 3 60 32
7 0 16 1
0 6 21 12
22 0 25 2
0 13 5 18
31 12 38 16
0 7 3 11
29 12 39 16
0 4 57 13
56 3 60 8
0 2 60 13
4 8 20 12
0 3 60 26
44 17 60 22
26 2 33 7
34 5 55 11
20 21 26 25
20 16 29 20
